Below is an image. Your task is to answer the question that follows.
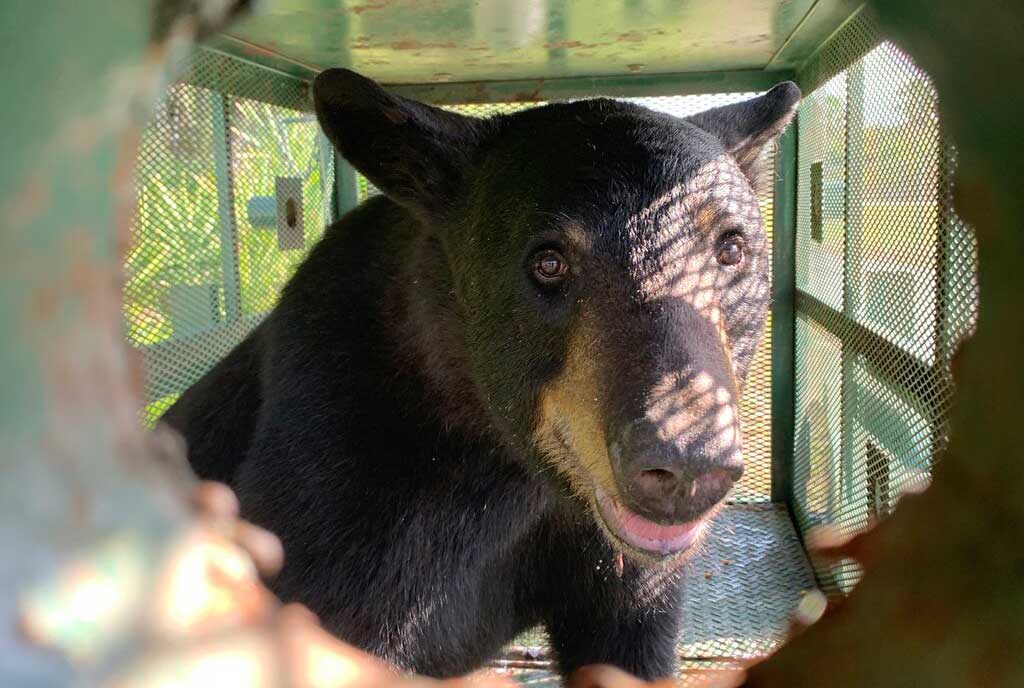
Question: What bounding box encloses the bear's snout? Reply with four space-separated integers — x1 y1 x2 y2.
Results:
627 467 737 524
611 414 744 524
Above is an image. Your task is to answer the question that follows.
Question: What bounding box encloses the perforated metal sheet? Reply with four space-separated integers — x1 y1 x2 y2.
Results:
125 49 333 426
493 662 750 688
792 16 978 593
680 504 813 658
495 504 814 680
357 93 778 503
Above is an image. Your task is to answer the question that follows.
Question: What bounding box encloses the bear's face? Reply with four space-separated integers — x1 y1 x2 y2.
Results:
314 72 799 563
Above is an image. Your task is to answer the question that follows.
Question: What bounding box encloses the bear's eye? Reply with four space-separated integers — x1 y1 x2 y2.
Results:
716 233 745 268
532 249 569 284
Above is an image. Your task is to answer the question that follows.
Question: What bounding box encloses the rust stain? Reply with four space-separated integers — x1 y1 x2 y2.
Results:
544 40 584 49
616 31 646 43
240 43 277 59
111 126 141 266
511 88 543 103
29 229 149 471
3 171 50 229
544 40 609 50
388 40 457 51
470 83 490 102
350 0 392 15
353 39 459 51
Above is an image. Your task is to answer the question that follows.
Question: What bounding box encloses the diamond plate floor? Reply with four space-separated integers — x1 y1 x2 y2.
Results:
490 503 815 685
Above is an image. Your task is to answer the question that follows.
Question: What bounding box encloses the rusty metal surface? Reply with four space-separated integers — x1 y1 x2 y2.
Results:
0 0 248 683
4 0 1021 684
209 0 861 84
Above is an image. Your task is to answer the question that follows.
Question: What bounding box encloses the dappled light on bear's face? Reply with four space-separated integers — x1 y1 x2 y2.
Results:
529 151 771 564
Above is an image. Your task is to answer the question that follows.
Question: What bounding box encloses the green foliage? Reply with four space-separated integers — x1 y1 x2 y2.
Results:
230 100 329 316
124 85 329 347
124 85 222 346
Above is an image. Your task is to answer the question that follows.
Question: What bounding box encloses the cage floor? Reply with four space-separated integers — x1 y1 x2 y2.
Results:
487 503 814 686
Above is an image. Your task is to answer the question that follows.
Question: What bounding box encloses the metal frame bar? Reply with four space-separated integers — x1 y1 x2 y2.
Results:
387 69 796 105
318 130 335 224
767 0 867 71
771 122 799 506
839 58 865 515
934 127 955 365
333 152 360 220
211 91 242 324
795 291 950 427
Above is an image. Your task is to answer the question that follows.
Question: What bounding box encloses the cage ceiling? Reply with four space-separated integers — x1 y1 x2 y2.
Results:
209 0 863 96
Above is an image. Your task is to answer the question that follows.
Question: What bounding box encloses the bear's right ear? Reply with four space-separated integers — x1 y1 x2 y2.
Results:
313 69 489 218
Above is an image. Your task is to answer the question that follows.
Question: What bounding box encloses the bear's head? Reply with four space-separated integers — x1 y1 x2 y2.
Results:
314 71 799 563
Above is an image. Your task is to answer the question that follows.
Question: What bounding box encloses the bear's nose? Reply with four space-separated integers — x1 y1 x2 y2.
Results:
628 466 739 522
612 415 744 522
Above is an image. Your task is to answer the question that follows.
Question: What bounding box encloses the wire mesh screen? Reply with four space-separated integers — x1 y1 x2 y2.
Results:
793 17 978 593
356 93 777 503
124 49 333 425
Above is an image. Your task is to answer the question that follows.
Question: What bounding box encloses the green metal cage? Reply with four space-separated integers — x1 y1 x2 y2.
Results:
2 1 998 685
117 4 977 680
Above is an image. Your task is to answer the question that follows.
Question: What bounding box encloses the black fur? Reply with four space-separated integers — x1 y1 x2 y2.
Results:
162 71 798 679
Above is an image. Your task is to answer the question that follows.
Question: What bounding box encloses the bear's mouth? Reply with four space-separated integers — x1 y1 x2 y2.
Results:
592 486 707 560
543 419 711 560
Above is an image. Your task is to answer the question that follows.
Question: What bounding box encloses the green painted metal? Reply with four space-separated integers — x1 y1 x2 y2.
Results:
843 57 865 321
767 0 865 70
318 131 337 223
0 0 235 680
212 91 244 323
212 0 852 84
771 123 798 506
838 57 864 516
386 68 796 105
334 152 361 219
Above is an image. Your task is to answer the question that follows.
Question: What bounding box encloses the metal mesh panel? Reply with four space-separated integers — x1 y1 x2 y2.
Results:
125 49 332 426
356 93 777 503
793 22 978 593
493 662 749 688
497 504 814 674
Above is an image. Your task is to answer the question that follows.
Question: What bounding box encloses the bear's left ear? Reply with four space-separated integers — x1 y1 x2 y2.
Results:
313 68 492 219
686 82 801 180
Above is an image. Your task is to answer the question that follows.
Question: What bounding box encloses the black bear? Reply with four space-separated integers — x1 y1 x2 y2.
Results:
162 70 799 680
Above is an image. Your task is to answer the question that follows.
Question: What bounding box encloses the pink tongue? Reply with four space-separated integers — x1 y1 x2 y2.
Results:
596 488 704 555
618 507 700 540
